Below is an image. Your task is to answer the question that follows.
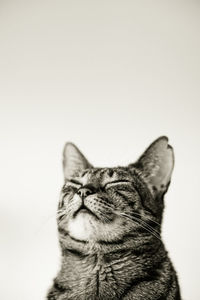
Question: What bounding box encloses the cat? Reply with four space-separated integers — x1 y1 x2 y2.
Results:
47 136 181 300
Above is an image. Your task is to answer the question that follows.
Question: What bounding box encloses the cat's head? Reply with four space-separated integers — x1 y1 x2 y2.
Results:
57 137 174 245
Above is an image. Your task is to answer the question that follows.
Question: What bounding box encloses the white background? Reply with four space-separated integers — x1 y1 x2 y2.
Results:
0 1 199 299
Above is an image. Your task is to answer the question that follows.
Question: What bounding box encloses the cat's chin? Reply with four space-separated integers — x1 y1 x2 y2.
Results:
67 211 126 242
67 211 97 241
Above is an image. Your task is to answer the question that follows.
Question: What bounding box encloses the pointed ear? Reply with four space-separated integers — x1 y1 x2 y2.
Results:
132 137 174 194
63 143 92 180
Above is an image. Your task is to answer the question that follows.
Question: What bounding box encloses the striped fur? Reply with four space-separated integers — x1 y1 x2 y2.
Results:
47 137 181 299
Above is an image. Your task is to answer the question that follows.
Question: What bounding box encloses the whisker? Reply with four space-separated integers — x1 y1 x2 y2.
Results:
118 210 161 232
120 213 161 236
140 209 162 226
133 218 161 241
127 211 161 227
115 212 161 241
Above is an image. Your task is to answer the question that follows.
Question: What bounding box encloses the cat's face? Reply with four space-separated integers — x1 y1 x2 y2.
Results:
58 137 174 243
58 168 142 242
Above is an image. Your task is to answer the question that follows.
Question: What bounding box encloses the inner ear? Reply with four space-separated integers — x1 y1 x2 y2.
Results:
131 136 174 194
63 142 92 180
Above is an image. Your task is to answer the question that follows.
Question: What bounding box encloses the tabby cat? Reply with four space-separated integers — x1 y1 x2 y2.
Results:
47 136 181 300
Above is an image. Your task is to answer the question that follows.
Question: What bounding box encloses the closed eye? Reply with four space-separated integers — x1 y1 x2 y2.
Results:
64 179 82 189
104 180 132 189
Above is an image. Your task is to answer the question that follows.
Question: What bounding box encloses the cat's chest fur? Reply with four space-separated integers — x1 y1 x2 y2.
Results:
57 251 138 300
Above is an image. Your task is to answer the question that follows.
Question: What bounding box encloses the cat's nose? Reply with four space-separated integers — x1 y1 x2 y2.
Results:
77 188 93 199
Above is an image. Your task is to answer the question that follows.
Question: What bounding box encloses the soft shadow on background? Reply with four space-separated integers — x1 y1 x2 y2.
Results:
0 1 199 299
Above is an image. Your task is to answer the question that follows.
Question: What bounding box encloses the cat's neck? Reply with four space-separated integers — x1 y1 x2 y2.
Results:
55 235 164 299
59 230 162 255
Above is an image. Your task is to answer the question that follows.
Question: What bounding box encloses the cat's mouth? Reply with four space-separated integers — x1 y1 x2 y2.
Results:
73 204 99 220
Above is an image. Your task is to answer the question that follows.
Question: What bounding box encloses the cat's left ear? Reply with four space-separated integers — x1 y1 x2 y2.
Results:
63 143 92 180
130 136 174 195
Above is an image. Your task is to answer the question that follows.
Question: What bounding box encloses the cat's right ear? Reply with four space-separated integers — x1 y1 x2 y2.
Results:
63 143 92 180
